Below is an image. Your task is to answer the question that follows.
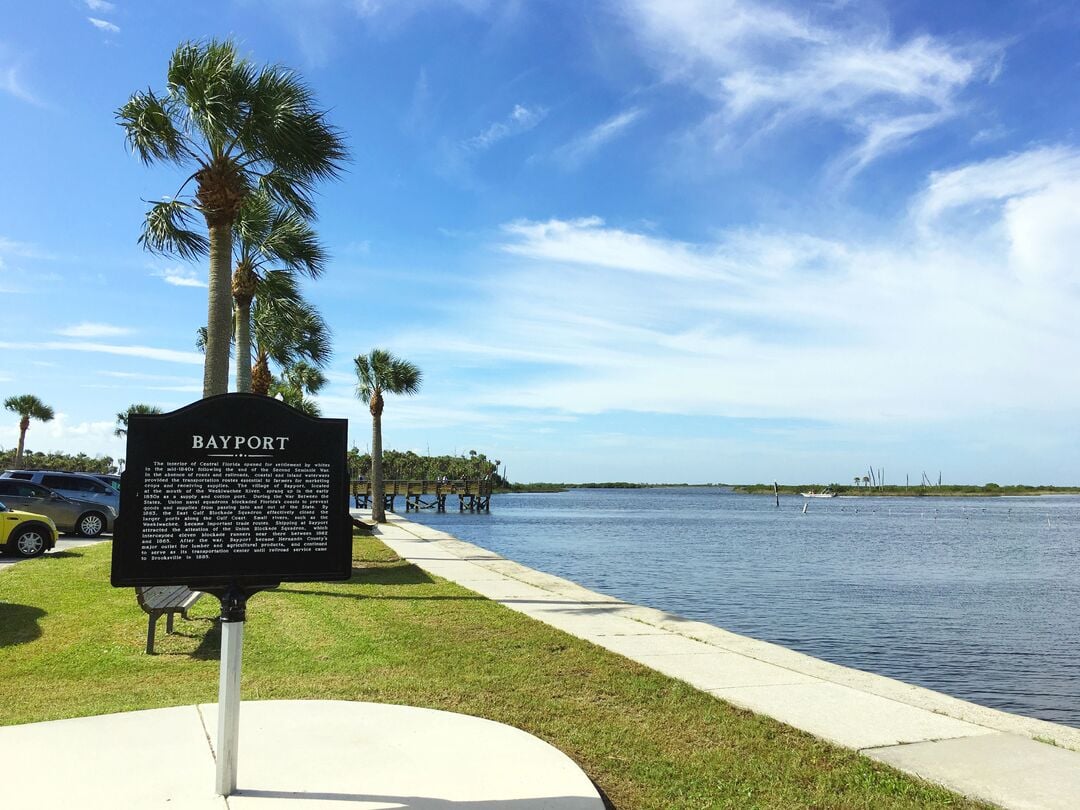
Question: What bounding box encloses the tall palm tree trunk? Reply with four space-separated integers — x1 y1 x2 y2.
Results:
371 402 385 522
15 416 28 468
234 299 252 393
203 223 234 397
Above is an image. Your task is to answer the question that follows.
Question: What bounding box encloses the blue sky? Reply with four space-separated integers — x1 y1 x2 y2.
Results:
2 0 1080 484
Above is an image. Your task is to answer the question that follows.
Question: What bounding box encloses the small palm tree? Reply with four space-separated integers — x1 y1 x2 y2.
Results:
115 404 163 438
3 395 54 469
854 476 861 488
269 360 327 417
232 191 325 392
118 39 346 397
354 350 422 522
249 271 331 396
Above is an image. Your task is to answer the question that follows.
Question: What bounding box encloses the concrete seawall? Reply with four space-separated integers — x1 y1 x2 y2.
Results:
361 510 1080 810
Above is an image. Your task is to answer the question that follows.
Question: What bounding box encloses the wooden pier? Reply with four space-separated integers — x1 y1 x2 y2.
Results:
351 479 493 514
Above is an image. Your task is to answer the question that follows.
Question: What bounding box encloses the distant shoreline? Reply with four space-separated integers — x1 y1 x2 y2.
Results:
733 484 1080 497
503 483 1080 496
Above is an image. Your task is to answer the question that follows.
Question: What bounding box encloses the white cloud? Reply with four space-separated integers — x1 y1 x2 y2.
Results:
0 236 54 260
915 146 1080 225
0 64 46 107
617 0 998 176
153 266 207 288
499 217 731 280
0 341 203 365
387 145 1080 426
553 107 645 168
87 17 120 33
85 0 116 11
463 104 547 152
55 322 135 338
0 412 117 458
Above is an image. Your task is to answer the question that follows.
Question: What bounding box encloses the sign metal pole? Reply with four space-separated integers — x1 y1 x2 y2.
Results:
216 586 246 796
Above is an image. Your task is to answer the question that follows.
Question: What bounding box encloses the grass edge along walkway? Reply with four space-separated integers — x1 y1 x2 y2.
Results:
0 535 988 809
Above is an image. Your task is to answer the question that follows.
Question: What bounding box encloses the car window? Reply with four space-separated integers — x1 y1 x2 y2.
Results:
9 472 32 480
0 480 16 495
19 483 51 499
42 475 72 490
63 476 108 494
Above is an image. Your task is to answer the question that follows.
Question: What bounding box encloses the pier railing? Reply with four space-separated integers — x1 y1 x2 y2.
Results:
351 479 493 513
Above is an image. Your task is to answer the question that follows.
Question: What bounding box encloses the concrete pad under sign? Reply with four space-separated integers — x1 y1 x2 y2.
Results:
708 681 993 750
0 705 225 810
203 700 603 809
0 701 602 810
866 733 1080 810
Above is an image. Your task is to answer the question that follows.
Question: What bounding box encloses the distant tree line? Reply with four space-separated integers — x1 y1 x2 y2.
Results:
0 449 114 474
347 448 506 487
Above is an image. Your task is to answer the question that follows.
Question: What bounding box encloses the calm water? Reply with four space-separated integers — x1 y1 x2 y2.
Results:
406 487 1080 728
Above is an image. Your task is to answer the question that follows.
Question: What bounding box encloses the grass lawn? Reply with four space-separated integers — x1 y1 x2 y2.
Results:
0 534 988 809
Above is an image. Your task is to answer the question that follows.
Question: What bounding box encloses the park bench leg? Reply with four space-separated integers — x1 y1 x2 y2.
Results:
146 614 158 655
166 612 175 634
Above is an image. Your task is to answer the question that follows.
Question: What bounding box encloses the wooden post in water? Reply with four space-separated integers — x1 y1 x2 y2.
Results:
773 481 779 507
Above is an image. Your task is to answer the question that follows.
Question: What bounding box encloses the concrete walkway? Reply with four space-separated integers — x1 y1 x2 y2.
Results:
362 511 1080 810
0 700 604 809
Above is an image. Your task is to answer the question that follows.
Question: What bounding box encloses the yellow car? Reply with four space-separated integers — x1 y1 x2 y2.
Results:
0 500 58 558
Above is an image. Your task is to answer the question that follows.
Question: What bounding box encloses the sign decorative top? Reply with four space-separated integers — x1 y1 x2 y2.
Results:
111 394 352 588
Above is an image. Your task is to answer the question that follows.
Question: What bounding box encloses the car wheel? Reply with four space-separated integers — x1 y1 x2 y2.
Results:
78 512 106 538
12 527 48 558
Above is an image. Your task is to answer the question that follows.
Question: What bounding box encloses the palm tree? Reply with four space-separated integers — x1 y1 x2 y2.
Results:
232 191 325 392
118 39 346 397
3 395 54 469
354 350 422 522
196 272 330 396
854 476 861 488
115 404 163 438
269 360 327 417
249 271 331 396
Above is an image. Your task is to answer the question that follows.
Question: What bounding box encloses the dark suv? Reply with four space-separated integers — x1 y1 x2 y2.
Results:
1 470 120 513
0 479 115 537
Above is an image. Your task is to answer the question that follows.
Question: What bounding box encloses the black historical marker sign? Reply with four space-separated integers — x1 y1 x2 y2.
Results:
111 394 352 588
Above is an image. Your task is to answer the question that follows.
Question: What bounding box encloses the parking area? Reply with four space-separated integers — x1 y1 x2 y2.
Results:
0 536 110 573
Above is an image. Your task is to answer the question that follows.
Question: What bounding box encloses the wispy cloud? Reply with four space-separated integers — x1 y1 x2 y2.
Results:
0 64 46 107
153 266 207 288
85 0 116 11
617 0 999 177
87 17 120 33
55 322 135 338
463 104 547 152
388 145 1080 426
0 341 203 365
0 236 55 260
552 107 645 169
499 217 729 280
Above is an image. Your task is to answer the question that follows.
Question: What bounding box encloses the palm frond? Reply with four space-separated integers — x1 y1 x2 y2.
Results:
139 200 209 260
116 89 189 166
251 289 330 370
3 394 55 422
261 206 325 278
354 349 423 400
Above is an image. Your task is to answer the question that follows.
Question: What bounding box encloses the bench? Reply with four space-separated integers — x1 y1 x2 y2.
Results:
351 516 377 535
135 585 204 654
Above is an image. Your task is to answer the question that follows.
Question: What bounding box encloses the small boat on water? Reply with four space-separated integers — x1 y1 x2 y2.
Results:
801 489 836 498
